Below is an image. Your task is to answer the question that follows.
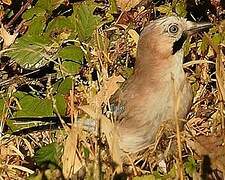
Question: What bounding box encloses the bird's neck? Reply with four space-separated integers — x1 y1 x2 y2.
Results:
134 50 185 84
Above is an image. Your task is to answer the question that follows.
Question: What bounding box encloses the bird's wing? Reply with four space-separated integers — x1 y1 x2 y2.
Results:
108 80 129 122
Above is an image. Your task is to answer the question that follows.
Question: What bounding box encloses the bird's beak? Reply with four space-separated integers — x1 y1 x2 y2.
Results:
186 21 212 34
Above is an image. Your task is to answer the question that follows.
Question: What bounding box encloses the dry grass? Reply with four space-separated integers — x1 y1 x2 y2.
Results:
1 1 225 179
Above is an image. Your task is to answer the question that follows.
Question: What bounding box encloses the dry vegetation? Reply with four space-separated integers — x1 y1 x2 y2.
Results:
0 0 225 179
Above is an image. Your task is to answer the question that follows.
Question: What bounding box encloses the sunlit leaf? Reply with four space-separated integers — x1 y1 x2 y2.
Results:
71 0 101 41
35 0 62 12
184 156 197 177
55 94 67 116
62 60 81 74
7 43 47 68
116 0 142 11
22 7 46 20
175 1 187 17
212 33 222 45
156 4 172 15
7 118 53 133
0 97 5 118
133 175 156 180
46 16 76 39
14 92 53 117
58 45 84 61
35 142 62 166
27 16 46 36
54 77 73 94
6 32 52 68
2 0 11 5
6 11 52 68
108 0 118 14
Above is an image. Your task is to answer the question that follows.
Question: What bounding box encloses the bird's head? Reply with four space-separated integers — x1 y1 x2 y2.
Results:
136 16 212 66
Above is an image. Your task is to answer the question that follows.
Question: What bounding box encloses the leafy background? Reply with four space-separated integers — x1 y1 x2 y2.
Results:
0 0 225 179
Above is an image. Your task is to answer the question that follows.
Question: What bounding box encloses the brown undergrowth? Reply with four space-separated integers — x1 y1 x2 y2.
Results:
1 0 225 179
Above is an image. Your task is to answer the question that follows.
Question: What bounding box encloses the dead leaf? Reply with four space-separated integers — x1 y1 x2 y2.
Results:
210 0 221 8
128 29 139 45
2 0 11 5
0 10 5 21
116 0 142 11
79 105 113 148
81 73 124 153
0 144 10 160
185 117 210 136
79 105 123 172
79 73 125 172
80 72 124 172
186 135 225 172
0 24 18 49
62 124 83 178
89 74 124 109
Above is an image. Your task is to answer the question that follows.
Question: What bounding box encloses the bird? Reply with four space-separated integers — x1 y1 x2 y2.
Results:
109 16 212 153
11 16 212 155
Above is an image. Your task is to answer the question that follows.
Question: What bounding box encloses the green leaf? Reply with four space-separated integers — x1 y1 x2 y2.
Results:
6 0 64 69
22 7 46 20
62 60 81 74
58 45 84 61
35 142 61 166
7 118 53 133
14 92 53 117
6 34 51 68
27 16 46 36
164 165 176 179
212 33 222 45
0 97 5 118
175 1 187 17
133 175 156 180
55 94 67 116
184 156 197 177
7 8 51 68
83 147 90 158
200 35 209 55
184 37 191 56
71 0 101 41
7 43 46 68
54 77 73 94
35 0 61 13
108 0 118 14
8 15 50 68
46 16 76 35
156 4 172 15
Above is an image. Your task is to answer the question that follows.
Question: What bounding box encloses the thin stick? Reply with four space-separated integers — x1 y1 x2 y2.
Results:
171 74 184 180
215 49 225 178
6 0 33 28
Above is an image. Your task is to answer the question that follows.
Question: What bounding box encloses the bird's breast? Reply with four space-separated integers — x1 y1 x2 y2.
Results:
115 73 192 153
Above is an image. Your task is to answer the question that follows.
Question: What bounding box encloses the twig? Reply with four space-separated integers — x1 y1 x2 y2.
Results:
215 49 225 178
172 74 184 180
126 153 138 176
5 0 33 29
70 80 75 124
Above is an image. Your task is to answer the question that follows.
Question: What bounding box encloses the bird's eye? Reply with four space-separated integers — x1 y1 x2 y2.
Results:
168 24 179 34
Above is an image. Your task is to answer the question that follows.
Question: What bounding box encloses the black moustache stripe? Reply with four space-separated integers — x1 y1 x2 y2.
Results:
172 32 188 55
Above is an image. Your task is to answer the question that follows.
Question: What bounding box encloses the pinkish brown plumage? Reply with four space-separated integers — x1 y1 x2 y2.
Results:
110 16 211 153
